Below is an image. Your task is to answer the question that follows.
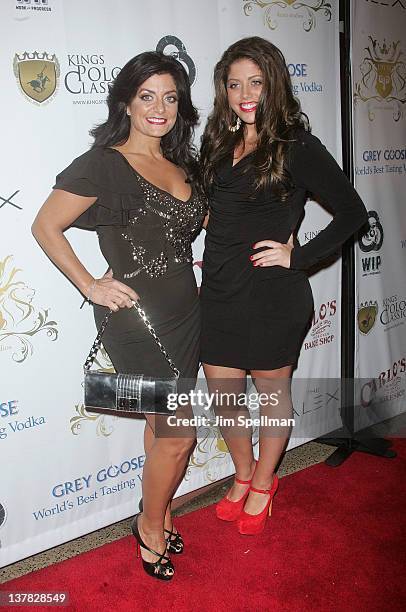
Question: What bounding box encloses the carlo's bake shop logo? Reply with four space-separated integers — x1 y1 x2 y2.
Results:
0 255 58 362
305 299 337 351
354 37 406 122
13 51 60 105
360 357 405 408
243 0 332 32
357 300 378 335
156 36 197 86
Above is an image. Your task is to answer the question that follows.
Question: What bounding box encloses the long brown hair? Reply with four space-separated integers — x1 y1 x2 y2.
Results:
200 37 309 196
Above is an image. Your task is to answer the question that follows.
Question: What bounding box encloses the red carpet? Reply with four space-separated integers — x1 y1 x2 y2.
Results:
3 439 406 612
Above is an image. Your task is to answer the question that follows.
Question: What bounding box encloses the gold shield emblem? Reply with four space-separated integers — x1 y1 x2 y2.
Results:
376 62 393 98
13 52 60 104
357 303 378 335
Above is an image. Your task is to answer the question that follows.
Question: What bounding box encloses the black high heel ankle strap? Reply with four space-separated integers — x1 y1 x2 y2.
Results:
133 516 171 564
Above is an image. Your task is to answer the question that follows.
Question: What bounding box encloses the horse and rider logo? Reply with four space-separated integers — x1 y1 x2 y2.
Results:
354 37 406 121
243 0 332 32
357 301 378 335
13 51 60 105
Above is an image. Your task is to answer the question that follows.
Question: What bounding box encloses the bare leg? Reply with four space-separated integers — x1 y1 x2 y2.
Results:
203 364 256 501
244 365 293 515
143 421 174 533
138 414 195 564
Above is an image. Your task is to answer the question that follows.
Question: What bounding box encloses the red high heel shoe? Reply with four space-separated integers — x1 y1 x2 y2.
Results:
237 474 279 535
215 461 257 522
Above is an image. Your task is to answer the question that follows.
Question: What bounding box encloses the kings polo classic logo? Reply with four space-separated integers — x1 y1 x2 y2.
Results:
0 255 58 362
243 0 332 31
354 37 406 121
13 51 60 105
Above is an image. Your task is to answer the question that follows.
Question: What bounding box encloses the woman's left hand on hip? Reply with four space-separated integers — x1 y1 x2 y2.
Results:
251 234 294 269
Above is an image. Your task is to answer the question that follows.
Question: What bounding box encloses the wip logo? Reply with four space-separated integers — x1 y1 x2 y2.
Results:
13 51 60 105
243 0 332 32
358 300 378 335
358 211 384 276
354 37 406 121
156 36 197 86
359 211 384 253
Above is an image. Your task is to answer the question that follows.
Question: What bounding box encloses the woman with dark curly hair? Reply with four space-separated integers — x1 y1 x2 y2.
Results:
32 51 206 580
200 37 367 535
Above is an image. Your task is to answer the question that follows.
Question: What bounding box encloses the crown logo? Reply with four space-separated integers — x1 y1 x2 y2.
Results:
354 35 406 120
360 300 378 308
369 37 400 63
13 50 60 105
15 51 57 62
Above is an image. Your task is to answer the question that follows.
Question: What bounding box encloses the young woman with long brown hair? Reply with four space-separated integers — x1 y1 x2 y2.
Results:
200 37 367 535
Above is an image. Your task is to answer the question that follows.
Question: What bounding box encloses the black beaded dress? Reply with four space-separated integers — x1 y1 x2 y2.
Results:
54 147 206 381
200 130 368 370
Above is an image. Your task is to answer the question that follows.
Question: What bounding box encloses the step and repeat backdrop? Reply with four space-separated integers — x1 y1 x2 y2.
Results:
352 0 406 430
1 0 341 565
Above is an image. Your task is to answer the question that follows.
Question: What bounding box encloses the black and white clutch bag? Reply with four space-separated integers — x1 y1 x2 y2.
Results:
83 301 179 415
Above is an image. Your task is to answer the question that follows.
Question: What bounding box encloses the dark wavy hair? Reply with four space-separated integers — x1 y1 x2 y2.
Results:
200 37 309 197
90 51 199 183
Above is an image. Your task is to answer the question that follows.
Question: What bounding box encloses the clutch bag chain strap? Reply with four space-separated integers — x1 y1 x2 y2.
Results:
83 300 180 379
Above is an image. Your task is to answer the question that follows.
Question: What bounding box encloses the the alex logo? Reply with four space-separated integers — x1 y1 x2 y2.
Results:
0 189 22 212
358 211 384 276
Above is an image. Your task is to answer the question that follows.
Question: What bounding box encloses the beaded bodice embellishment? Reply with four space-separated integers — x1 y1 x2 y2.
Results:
122 173 206 279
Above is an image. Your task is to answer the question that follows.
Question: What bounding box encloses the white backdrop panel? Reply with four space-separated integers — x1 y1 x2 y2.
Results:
1 0 341 565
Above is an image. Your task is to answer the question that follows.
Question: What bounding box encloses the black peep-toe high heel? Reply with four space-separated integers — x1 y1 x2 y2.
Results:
131 514 175 581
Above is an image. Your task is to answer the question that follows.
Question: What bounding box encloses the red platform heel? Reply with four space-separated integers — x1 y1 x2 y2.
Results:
237 474 279 535
215 461 257 522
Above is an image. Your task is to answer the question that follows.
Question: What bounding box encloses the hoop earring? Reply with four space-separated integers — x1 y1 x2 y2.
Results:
229 115 241 133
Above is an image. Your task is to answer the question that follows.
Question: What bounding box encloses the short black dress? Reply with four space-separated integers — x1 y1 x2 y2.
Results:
54 147 206 381
200 130 368 370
